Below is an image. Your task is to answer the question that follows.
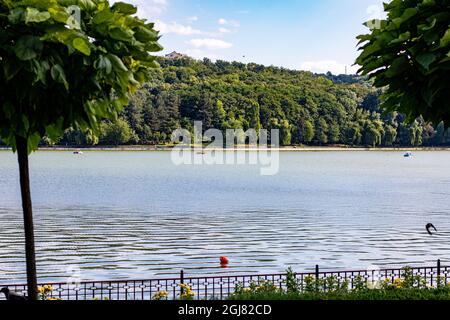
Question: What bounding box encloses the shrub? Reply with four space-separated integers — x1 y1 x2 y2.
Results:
228 267 450 300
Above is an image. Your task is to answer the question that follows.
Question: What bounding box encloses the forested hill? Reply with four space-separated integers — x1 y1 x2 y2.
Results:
54 57 450 147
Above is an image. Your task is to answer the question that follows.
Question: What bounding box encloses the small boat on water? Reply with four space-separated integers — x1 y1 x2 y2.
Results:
73 151 84 155
404 151 413 158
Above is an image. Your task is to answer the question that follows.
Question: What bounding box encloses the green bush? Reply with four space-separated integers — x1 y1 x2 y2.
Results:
228 267 450 300
229 288 450 301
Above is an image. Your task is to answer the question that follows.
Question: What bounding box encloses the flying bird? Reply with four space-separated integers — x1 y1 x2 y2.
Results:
426 223 437 235
0 287 28 301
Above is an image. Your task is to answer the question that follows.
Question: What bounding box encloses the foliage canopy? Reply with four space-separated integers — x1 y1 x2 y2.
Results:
356 0 450 125
0 0 162 152
72 57 444 148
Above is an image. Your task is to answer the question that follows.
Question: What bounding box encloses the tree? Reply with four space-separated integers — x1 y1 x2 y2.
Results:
109 54 441 149
343 124 362 146
356 0 450 124
315 119 329 145
364 124 382 147
396 122 412 146
0 0 161 299
383 125 398 147
299 119 315 144
62 128 98 146
328 122 341 144
246 99 261 132
432 122 446 146
409 120 423 146
361 91 381 112
100 118 138 145
213 100 226 129
198 95 215 129
280 120 292 146
152 91 180 136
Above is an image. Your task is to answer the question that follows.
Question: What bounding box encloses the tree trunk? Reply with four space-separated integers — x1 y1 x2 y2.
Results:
16 136 38 301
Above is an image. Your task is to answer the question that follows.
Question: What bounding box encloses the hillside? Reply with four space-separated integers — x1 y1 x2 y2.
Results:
56 57 448 147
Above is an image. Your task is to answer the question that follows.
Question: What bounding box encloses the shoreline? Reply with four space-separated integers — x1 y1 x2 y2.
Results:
1 146 450 152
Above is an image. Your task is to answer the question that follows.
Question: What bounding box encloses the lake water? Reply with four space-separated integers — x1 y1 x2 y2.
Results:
1 150 450 284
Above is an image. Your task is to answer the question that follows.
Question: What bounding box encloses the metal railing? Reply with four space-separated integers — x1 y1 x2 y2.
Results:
1 260 448 300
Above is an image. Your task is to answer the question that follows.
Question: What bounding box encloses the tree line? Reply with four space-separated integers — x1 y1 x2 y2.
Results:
3 56 450 148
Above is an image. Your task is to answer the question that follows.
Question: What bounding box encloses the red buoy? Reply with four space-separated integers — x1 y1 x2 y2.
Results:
220 256 229 265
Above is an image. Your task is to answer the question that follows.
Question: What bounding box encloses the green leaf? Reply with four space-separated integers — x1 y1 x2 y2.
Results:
389 31 410 45
418 18 436 32
422 0 435 6
0 0 162 152
107 54 128 72
386 56 409 77
440 28 450 48
111 2 137 15
78 0 97 11
48 7 70 23
51 64 69 90
438 51 450 64
45 118 64 141
31 59 50 85
145 42 164 52
109 27 134 42
25 7 51 23
134 26 159 42
393 8 418 27
92 9 115 25
42 27 77 45
14 36 43 60
94 56 112 74
8 8 25 23
416 53 436 70
72 38 91 56
27 133 42 154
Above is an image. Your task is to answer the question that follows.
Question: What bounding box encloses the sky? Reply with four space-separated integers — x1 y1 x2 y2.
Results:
117 0 387 74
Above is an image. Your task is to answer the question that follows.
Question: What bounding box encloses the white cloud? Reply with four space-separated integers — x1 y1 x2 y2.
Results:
187 16 198 23
185 49 223 61
300 60 358 75
218 27 231 34
155 20 202 36
184 48 206 59
188 38 233 50
218 18 240 27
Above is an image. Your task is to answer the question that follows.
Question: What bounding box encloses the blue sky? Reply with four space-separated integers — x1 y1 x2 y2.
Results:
120 0 386 74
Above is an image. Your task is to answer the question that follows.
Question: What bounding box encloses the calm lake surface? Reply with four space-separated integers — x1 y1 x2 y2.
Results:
1 150 450 283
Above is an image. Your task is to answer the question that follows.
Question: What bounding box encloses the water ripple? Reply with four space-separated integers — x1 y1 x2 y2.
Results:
1 151 450 283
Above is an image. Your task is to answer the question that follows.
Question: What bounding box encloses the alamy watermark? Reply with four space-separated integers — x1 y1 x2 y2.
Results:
366 4 385 30
67 5 81 29
171 122 280 176
65 265 82 290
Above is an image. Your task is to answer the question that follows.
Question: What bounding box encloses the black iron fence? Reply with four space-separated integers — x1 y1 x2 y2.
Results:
1 260 448 300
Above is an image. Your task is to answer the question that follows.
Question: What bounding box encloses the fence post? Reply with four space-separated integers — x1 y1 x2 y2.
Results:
180 270 185 295
437 259 441 287
315 265 319 291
